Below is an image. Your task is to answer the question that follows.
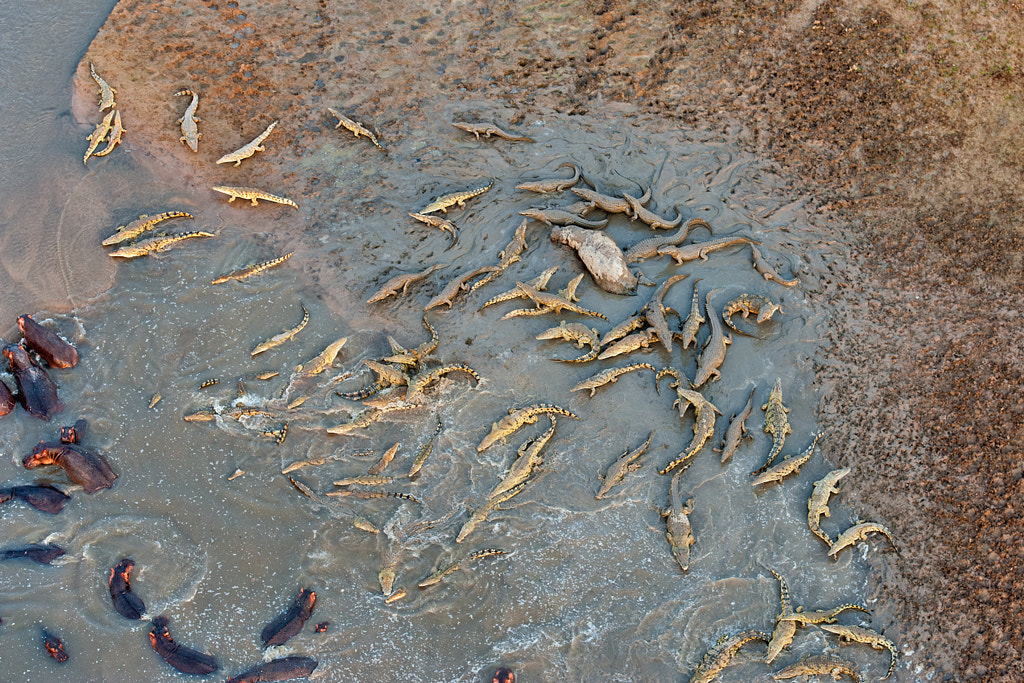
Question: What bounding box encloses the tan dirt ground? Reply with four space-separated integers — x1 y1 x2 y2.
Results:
80 1 1024 680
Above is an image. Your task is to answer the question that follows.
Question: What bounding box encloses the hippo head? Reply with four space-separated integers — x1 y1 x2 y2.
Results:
16 315 30 334
2 343 31 370
22 442 59 468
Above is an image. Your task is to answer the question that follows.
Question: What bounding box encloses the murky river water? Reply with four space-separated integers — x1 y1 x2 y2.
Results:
0 4 898 682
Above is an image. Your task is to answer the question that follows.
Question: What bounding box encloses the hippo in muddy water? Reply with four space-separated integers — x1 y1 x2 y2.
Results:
149 615 219 675
3 343 63 420
18 314 79 369
22 441 116 493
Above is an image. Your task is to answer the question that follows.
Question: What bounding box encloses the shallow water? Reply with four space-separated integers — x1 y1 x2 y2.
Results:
0 5 894 683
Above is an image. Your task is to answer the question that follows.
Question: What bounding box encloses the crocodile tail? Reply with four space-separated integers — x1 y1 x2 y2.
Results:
336 382 384 401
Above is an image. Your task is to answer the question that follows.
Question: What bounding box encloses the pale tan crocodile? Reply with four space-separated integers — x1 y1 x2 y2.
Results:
600 313 647 349
623 218 712 264
597 328 658 360
658 368 722 474
212 252 293 284
404 363 480 401
662 469 695 571
455 480 530 544
328 107 385 151
751 244 800 287
251 304 309 357
90 63 116 110
623 191 682 229
596 430 653 499
722 293 784 338
658 235 759 264
107 231 214 258
515 162 580 193
480 266 559 309
477 404 578 452
367 442 401 476
687 630 770 683
828 521 899 558
820 624 898 680
752 378 791 474
293 336 348 379
808 468 851 546
366 264 442 304
509 280 608 321
693 289 731 388
424 265 499 310
752 433 820 487
453 121 534 142
468 219 530 293
772 654 861 682
102 211 194 247
677 278 705 350
174 89 201 152
571 185 650 215
409 212 459 250
91 109 124 157
212 186 298 209
417 548 509 588
536 320 601 363
408 415 443 477
83 109 115 164
421 179 493 214
763 565 797 664
644 273 689 353
571 363 656 398
714 385 756 463
518 207 608 229
215 120 278 166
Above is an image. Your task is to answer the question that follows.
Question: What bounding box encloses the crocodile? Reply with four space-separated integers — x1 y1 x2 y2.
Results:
600 314 647 349
255 371 279 380
366 264 442 304
658 379 722 474
409 212 459 250
198 378 219 389
333 475 396 487
405 364 480 401
215 120 278 166
623 192 682 229
751 245 800 287
421 179 493 214
90 63 116 110
174 89 201 152
488 416 556 501
722 293 783 337
382 314 440 370
468 220 530 294
828 521 899 558
536 320 601 363
336 361 409 401
645 273 690 353
418 548 508 588
779 603 870 628
383 588 406 604
328 108 385 151
752 378 792 475
515 162 581 193
407 416 443 477
596 430 653 499
570 185 651 215
518 207 608 229
597 328 659 360
183 410 216 422
714 385 756 463
251 305 309 357
148 394 162 409
455 481 529 544
675 279 705 350
657 235 760 264
752 433 821 487
425 265 500 310
623 218 712 264
477 404 579 452
687 630 771 683
83 109 115 164
366 442 400 476
662 469 695 571
294 337 348 378
820 624 898 680
107 231 214 258
556 273 585 303
212 252 293 284
211 186 298 209
480 266 558 309
772 654 861 682
91 110 125 157
571 363 656 398
325 489 420 503
102 211 194 247
808 468 852 546
761 565 798 664
453 121 534 142
510 280 608 321
693 290 731 388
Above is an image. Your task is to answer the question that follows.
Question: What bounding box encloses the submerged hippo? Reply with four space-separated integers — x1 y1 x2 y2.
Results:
0 484 70 514
42 629 68 662
18 315 79 369
3 343 63 420
149 615 218 675
0 377 14 416
108 558 146 620
260 588 316 648
23 442 116 493
226 656 318 683
1 543 66 565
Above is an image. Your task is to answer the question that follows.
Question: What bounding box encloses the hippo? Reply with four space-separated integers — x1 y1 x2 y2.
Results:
108 558 146 620
1 543 66 565
148 615 219 675
59 418 88 444
3 343 63 420
0 377 14 416
260 588 316 648
0 484 70 514
18 315 79 368
23 442 116 493
42 629 68 662
226 656 318 683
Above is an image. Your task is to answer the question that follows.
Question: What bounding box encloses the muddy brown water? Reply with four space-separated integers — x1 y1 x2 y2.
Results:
0 5 915 683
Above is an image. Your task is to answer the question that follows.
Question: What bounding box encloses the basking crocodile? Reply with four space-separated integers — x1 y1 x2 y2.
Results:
751 433 820 487
677 278 705 350
174 89 201 152
251 304 309 357
215 120 278 166
596 430 653 499
366 264 442 303
570 363 656 398
687 630 770 683
714 385 756 463
828 521 899 558
421 179 493 214
480 266 558 310
657 235 759 264
662 469 695 571
212 186 298 209
453 121 534 142
89 63 116 110
328 108 385 151
212 253 293 284
623 218 712 264
623 192 682 229
409 212 459 249
516 162 580 193
519 207 608 229
751 245 800 287
644 273 689 353
820 624 898 680
571 185 650 215
477 404 578 452
657 369 722 474
772 654 861 682
107 231 214 258
692 289 731 388
808 468 851 546
722 293 783 337
102 211 194 247
752 378 791 474
536 320 601 363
